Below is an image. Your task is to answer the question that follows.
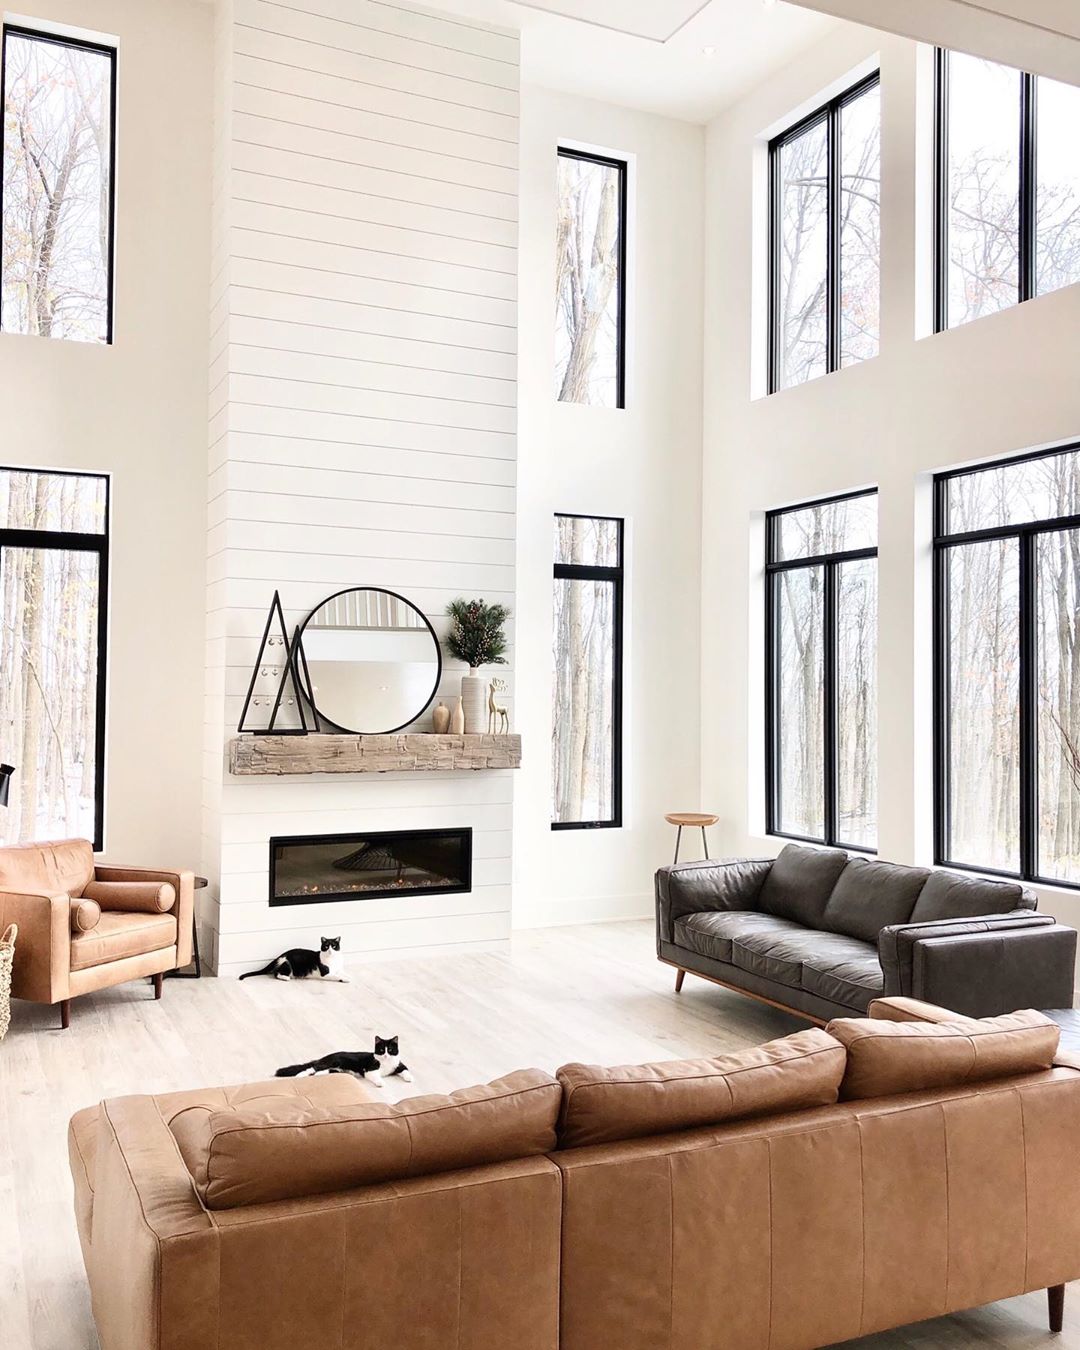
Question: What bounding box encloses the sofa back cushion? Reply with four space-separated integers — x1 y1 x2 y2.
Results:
822 857 929 944
69 897 101 934
556 1028 845 1148
758 844 848 927
170 1068 561 1209
910 869 1032 923
827 1009 1059 1099
0 838 94 898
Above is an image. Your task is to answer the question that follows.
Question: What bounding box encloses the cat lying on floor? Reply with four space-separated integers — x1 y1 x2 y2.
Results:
275 1035 412 1087
239 936 348 982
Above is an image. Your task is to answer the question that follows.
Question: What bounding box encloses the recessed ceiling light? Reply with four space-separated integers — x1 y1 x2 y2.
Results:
702 45 716 56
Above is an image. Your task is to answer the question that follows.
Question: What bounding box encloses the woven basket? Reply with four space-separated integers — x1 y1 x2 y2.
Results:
0 924 16 1041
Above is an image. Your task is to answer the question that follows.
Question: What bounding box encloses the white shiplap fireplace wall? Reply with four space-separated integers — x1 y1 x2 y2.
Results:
203 0 519 975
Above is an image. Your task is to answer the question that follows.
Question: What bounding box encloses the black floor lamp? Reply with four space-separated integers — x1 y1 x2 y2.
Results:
0 764 12 809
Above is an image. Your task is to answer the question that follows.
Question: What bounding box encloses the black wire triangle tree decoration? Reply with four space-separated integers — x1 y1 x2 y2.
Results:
237 592 310 735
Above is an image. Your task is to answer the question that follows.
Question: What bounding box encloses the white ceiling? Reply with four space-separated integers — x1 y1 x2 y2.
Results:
417 0 843 123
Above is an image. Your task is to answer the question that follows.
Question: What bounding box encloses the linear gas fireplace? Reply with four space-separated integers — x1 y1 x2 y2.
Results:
269 828 472 906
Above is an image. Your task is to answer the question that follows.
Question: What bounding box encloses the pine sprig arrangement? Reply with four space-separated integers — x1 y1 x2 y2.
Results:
445 598 510 671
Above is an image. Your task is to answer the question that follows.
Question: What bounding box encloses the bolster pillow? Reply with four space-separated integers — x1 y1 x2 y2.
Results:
83 879 176 914
69 897 102 934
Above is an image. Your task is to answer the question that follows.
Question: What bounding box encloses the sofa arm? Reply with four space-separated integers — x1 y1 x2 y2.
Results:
655 858 772 945
879 913 1077 1019
94 865 194 966
0 889 70 1003
868 996 972 1023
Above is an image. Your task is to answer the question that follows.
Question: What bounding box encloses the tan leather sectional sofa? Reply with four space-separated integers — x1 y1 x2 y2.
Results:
69 999 1080 1350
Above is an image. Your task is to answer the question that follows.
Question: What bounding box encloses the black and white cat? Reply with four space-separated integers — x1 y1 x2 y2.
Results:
275 1035 412 1087
239 937 348 982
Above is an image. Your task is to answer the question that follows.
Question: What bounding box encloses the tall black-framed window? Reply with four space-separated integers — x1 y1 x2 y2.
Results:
551 513 624 829
0 24 117 344
768 71 880 394
0 467 109 849
934 443 1080 887
766 489 878 850
554 147 627 409
934 48 1080 332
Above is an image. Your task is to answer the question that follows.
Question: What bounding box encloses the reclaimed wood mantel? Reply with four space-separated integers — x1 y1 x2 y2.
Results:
229 733 522 776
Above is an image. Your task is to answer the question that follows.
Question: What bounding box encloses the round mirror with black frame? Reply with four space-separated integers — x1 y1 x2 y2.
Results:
293 587 442 735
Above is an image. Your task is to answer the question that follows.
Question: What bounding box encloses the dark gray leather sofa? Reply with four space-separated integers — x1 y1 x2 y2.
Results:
655 843 1077 1022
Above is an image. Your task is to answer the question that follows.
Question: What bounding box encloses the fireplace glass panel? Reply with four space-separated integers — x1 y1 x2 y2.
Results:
270 828 472 906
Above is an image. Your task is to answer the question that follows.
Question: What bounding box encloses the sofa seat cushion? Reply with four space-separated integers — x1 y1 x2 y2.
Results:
69 910 176 971
827 1008 1060 1099
556 1028 845 1148
910 869 1031 923
822 857 929 944
758 843 848 927
673 910 807 965
171 1068 562 1209
799 939 884 1012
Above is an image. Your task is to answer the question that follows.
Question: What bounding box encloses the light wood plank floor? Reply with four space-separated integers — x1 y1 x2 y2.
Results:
0 918 1074 1349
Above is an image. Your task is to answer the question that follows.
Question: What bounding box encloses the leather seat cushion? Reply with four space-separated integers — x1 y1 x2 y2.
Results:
674 910 807 965
758 843 848 927
800 942 884 1012
828 1008 1060 1099
69 910 177 971
172 1069 562 1209
822 857 929 944
556 1028 845 1148
910 869 1029 923
730 926 881 1008
0 837 94 898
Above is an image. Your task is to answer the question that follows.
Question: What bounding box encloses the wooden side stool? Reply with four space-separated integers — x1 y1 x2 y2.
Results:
665 813 719 864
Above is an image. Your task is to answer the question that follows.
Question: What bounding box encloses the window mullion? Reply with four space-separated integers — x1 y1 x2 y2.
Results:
824 560 839 845
826 103 842 373
933 48 950 333
1018 530 1038 879
1020 71 1037 303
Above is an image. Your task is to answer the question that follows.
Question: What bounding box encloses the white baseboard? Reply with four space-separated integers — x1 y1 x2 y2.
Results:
512 893 653 930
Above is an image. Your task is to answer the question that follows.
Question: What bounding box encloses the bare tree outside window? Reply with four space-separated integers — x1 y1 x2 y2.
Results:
554 149 625 408
768 492 878 849
0 468 107 847
1 27 115 343
551 515 622 827
770 74 880 392
937 448 1080 883
937 52 1080 329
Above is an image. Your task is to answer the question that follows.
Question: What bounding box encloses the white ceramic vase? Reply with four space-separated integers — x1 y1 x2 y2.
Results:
460 671 486 734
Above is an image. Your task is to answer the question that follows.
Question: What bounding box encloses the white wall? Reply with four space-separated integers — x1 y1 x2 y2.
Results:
702 26 1080 932
0 0 212 868
204 0 520 974
513 86 704 927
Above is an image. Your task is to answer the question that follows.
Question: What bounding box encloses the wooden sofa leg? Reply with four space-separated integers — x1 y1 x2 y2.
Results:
59 999 70 1030
1049 1284 1065 1333
675 969 685 993
152 972 163 1001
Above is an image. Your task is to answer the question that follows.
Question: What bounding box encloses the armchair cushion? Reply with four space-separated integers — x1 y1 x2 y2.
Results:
70 911 176 972
70 898 102 934
827 1008 1059 1099
0 838 94 898
84 879 176 915
759 843 848 927
910 869 1035 923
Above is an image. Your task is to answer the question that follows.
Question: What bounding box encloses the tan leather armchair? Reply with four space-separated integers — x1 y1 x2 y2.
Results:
0 838 193 1029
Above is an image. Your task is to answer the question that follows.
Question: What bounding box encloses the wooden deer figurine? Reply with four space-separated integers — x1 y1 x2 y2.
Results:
487 678 509 734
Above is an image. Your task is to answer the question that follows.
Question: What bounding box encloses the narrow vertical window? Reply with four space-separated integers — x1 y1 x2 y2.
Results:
0 467 109 848
554 148 627 409
934 50 1080 330
769 72 880 393
934 444 1080 885
766 491 878 849
1 25 117 343
552 514 623 828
